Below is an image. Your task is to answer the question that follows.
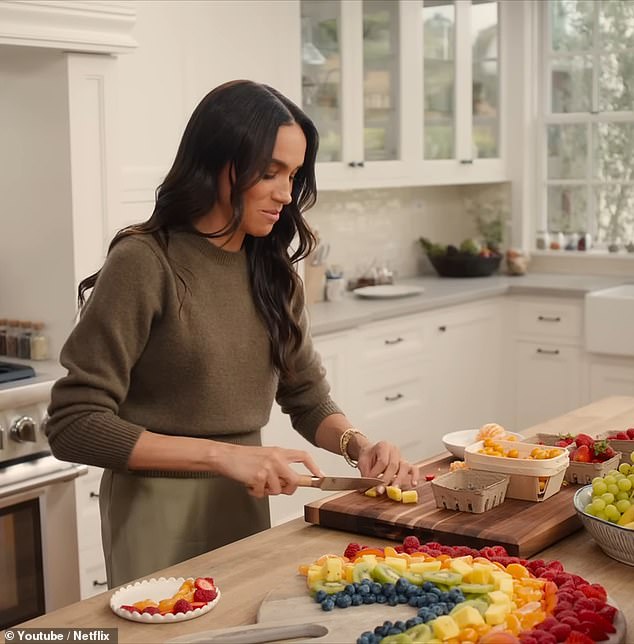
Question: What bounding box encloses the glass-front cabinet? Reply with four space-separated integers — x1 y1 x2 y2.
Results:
299 0 507 189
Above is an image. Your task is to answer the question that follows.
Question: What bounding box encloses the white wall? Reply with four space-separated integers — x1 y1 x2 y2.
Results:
0 46 77 357
114 0 301 234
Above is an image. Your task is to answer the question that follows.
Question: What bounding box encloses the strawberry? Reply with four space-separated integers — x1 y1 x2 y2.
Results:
119 605 139 613
565 631 594 644
142 606 160 615
577 621 608 640
577 610 616 634
615 431 629 440
572 445 591 462
575 434 594 448
591 439 615 462
627 428 634 439
579 583 607 603
194 577 216 591
599 604 617 622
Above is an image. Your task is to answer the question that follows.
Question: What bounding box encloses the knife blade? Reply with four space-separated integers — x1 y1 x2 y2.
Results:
297 474 384 491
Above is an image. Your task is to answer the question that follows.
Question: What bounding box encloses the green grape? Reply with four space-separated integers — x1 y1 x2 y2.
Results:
592 480 608 495
604 505 620 522
600 492 615 505
585 504 598 516
618 478 632 492
603 475 617 486
607 469 621 478
631 450 634 464
618 463 631 476
590 497 606 512
616 499 631 514
628 474 634 486
616 491 630 501
592 476 605 486
595 510 608 520
606 483 620 495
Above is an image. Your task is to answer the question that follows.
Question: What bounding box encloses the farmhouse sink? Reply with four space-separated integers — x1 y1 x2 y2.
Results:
585 284 634 357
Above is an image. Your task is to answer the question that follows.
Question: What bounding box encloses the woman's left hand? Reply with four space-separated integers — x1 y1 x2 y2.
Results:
356 440 418 491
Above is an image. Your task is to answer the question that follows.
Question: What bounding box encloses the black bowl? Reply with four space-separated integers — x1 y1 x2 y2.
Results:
428 253 502 278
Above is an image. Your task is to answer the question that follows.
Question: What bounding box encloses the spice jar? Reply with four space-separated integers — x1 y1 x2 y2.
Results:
30 322 49 361
0 318 7 355
18 320 32 359
6 320 20 357
536 230 550 251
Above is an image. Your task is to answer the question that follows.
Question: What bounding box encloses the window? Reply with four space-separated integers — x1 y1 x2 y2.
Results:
541 0 634 249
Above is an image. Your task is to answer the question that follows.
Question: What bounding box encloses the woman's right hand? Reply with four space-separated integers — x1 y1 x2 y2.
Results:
216 444 324 498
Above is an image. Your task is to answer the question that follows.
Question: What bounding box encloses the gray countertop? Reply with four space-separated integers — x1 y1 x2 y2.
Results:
308 272 626 336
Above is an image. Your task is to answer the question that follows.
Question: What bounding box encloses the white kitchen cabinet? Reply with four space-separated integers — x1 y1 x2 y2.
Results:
425 299 505 440
588 358 634 403
353 314 431 462
264 330 355 526
299 0 508 190
510 297 585 432
74 465 107 598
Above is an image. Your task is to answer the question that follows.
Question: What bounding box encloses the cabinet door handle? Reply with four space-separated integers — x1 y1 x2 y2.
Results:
93 579 108 587
438 325 447 332
347 161 365 168
384 393 404 402
89 491 99 498
384 337 404 345
536 348 560 355
537 315 561 322
459 159 473 164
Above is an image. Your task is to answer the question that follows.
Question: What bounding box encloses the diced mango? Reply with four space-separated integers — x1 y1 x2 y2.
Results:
409 560 442 574
384 556 408 572
488 590 512 607
484 603 509 626
386 486 402 502
401 489 418 503
451 605 485 628
449 558 473 577
431 616 460 640
506 563 530 579
496 576 514 596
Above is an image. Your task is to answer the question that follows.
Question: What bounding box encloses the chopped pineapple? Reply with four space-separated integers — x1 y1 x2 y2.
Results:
465 567 492 585
484 602 509 625
386 486 402 502
401 489 418 504
409 560 442 574
384 556 408 572
431 615 460 640
323 557 343 582
449 558 473 577
451 605 485 628
364 487 379 497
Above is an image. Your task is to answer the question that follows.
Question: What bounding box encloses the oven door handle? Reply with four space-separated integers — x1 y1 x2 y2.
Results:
0 464 87 500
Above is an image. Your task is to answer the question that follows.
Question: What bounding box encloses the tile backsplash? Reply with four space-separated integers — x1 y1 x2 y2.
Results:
305 182 511 282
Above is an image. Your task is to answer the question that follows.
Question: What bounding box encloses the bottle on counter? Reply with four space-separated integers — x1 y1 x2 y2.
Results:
535 230 550 250
30 322 50 361
6 320 20 357
18 320 33 359
0 318 7 355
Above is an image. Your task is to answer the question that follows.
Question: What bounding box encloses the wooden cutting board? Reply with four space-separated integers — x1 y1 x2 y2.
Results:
304 454 582 557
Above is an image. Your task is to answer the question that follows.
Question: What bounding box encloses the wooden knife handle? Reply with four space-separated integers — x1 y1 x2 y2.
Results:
296 475 321 488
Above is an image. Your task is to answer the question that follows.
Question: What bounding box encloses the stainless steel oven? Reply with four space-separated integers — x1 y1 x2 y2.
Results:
0 372 86 629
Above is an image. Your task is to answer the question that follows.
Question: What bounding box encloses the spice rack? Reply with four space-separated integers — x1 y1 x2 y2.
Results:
0 318 50 361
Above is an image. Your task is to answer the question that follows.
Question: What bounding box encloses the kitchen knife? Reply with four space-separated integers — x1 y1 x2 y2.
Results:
166 622 328 644
297 474 384 491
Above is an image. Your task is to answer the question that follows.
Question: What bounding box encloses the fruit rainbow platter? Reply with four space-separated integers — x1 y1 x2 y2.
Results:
299 537 624 644
110 575 220 623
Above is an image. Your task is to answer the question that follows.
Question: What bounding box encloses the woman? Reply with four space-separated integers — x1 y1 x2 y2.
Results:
46 80 418 588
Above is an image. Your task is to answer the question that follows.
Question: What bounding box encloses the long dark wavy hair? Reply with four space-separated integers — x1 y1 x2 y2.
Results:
78 80 319 377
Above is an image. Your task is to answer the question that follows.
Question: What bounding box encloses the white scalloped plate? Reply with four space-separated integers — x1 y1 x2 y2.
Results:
109 576 220 623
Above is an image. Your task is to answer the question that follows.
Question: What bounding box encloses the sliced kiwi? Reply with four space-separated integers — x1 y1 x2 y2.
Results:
421 570 463 587
457 583 495 595
310 580 347 595
450 598 490 616
352 561 374 583
404 623 433 642
370 563 401 585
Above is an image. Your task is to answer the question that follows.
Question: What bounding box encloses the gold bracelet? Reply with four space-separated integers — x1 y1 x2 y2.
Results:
340 428 366 468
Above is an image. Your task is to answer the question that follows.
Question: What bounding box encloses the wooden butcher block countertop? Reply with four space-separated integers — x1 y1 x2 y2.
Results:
3 397 634 643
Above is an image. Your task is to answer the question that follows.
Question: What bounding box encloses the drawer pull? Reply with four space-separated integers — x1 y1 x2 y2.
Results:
385 393 404 402
384 337 404 345
93 579 107 587
438 325 447 332
89 491 99 498
536 348 560 355
537 315 561 322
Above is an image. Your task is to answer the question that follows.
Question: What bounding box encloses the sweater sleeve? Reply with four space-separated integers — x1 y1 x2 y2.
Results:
275 293 342 445
46 237 166 470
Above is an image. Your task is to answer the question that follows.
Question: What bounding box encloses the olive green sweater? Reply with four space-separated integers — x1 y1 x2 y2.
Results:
46 230 341 475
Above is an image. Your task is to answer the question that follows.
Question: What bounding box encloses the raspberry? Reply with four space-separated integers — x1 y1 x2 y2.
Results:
142 606 160 615
343 543 361 559
530 630 556 644
535 616 559 631
402 536 420 550
172 599 193 614
519 637 539 644
194 577 216 591
194 588 217 603
549 623 571 642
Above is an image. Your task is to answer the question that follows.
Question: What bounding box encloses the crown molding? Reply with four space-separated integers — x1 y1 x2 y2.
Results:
0 1 137 53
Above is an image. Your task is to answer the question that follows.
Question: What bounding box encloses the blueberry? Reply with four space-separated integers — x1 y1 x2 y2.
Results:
397 593 408 604
446 601 456 611
430 586 443 596
394 621 407 632
382 583 396 596
387 628 402 636
344 584 356 596
395 578 409 593
406 617 424 628
321 598 335 611
363 593 376 604
351 594 363 606
358 584 370 595
425 592 438 604
408 596 419 607
431 603 446 616
374 625 385 636
375 594 387 604
314 590 327 603
371 582 382 595
382 621 394 629
422 582 434 591
387 596 398 607
357 632 373 644
336 594 352 608
405 585 420 597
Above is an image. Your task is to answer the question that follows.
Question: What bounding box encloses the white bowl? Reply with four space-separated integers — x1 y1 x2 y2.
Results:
573 486 634 567
442 429 524 459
